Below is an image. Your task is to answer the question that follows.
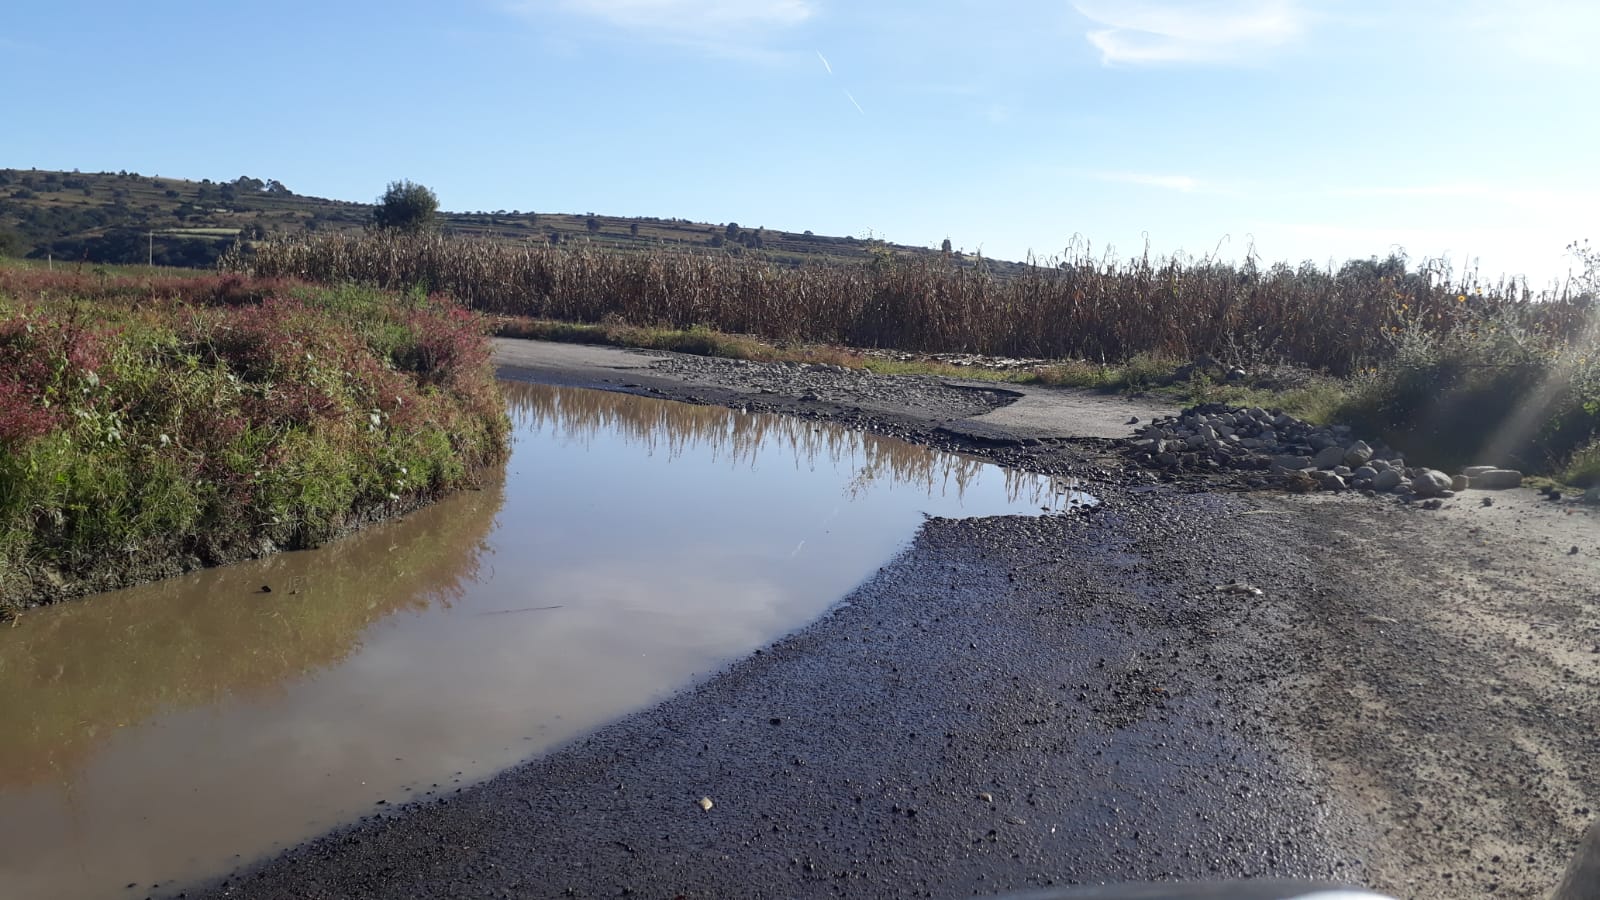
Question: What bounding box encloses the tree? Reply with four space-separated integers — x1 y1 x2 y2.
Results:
941 238 953 254
586 216 601 234
629 222 640 236
372 179 439 232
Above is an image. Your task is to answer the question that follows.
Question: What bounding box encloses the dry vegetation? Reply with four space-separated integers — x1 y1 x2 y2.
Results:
234 232 1600 481
234 231 1592 377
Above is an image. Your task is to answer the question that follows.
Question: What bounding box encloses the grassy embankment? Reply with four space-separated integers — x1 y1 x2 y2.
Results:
0 265 508 610
236 232 1600 485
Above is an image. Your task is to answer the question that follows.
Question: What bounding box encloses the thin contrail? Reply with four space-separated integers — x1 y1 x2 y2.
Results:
817 50 832 74
844 90 865 114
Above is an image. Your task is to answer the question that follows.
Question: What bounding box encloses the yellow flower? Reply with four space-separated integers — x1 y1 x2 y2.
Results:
1457 294 1466 302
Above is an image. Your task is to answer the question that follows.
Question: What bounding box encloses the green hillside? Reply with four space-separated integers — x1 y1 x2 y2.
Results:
0 167 1006 272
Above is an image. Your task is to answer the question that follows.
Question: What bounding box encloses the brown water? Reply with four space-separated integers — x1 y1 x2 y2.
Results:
0 383 1092 899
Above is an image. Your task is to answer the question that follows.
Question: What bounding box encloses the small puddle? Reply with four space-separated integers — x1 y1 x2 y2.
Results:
0 382 1093 899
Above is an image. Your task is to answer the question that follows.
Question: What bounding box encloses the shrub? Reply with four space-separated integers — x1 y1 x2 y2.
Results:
371 179 439 233
1337 307 1600 472
1563 440 1600 487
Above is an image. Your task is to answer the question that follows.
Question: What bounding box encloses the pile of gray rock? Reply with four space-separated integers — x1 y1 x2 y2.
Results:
1128 403 1525 501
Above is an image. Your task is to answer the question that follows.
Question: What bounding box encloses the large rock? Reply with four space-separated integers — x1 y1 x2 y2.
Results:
1410 469 1453 497
1272 454 1313 470
1372 469 1404 492
1467 469 1523 490
1463 465 1499 477
1312 471 1347 491
1343 441 1374 467
1312 445 1347 469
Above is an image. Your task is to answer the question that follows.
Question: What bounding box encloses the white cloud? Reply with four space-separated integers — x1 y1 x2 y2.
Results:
1456 0 1600 67
1071 0 1307 65
1331 184 1491 199
1094 171 1207 192
508 0 815 41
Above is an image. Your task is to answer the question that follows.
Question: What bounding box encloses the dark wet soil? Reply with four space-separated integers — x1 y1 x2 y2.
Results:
3 490 454 612
187 341 1597 900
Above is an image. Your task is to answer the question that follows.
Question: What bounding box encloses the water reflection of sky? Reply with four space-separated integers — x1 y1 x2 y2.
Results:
0 383 1083 900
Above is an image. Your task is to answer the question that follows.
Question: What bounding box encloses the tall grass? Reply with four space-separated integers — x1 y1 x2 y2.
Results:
230 232 1594 376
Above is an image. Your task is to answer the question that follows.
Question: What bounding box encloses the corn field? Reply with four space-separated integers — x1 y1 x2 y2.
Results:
229 232 1595 375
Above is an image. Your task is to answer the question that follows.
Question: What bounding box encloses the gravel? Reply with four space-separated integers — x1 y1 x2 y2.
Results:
649 355 1013 419
183 341 1599 900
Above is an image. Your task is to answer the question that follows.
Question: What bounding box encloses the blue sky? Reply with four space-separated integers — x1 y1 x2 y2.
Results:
3 0 1596 285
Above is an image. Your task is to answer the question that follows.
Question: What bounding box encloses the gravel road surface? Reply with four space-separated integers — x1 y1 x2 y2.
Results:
189 340 1597 900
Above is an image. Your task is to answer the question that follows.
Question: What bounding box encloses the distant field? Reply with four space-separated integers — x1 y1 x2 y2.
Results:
158 227 244 237
0 256 196 277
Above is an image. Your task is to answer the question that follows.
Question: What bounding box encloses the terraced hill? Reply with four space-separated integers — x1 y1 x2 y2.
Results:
0 168 1012 272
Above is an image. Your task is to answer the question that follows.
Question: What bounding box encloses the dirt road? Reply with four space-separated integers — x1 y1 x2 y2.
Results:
192 340 1598 899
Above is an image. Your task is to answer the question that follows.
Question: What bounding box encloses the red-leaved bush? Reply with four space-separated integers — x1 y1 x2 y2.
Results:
0 380 58 446
396 299 494 389
0 310 112 448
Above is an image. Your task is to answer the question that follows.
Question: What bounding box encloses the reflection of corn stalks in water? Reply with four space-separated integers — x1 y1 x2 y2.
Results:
507 383 844 469
507 382 1017 502
841 453 986 503
998 470 1095 511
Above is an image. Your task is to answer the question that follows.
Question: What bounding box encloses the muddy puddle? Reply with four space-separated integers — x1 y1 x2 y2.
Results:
0 382 1092 899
